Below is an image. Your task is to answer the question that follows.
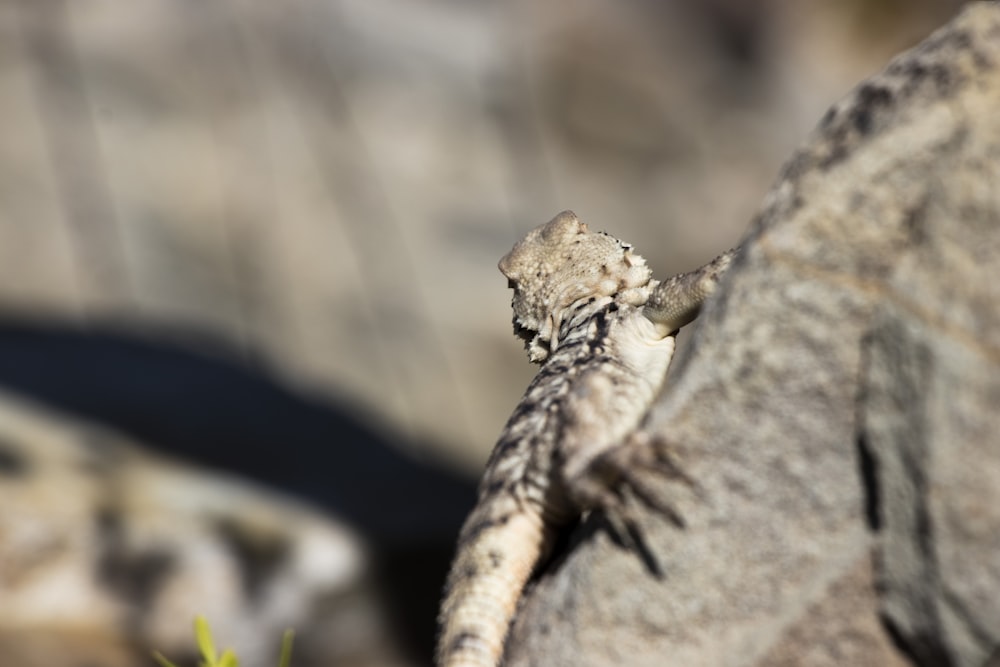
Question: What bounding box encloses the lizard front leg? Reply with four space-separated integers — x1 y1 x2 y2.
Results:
643 248 738 334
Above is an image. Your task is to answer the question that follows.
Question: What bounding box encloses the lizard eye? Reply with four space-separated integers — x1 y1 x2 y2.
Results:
507 278 517 289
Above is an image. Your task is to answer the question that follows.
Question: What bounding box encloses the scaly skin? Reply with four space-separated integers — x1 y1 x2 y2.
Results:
436 211 735 667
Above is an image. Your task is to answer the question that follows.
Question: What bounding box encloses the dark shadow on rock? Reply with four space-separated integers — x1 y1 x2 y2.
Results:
0 318 476 660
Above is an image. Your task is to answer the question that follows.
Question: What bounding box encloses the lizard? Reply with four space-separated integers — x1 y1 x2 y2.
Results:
436 210 736 667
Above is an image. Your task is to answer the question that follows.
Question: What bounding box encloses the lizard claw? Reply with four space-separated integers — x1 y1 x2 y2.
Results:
573 432 698 523
568 433 700 576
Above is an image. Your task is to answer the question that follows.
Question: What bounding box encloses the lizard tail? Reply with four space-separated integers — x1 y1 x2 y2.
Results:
436 510 553 667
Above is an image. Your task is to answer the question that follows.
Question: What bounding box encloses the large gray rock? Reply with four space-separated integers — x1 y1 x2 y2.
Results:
506 4 1000 666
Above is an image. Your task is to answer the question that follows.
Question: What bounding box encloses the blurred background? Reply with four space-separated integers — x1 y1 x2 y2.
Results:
0 0 966 665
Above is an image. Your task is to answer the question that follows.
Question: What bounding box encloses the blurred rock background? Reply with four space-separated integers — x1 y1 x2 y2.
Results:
0 1 967 665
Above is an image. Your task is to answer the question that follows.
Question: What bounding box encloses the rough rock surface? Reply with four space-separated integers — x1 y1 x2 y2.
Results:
505 5 1000 666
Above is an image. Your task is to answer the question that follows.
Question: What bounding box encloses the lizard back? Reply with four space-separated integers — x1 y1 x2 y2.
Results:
436 212 677 667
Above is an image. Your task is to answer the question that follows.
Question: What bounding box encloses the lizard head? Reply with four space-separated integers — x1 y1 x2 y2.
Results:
498 210 653 363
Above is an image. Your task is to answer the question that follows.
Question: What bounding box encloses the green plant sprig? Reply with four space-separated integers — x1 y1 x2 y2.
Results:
153 616 294 667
